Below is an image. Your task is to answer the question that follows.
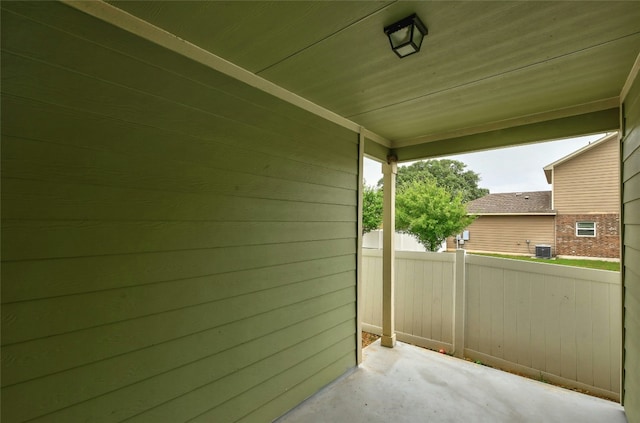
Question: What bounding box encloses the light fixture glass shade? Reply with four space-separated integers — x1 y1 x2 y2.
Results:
394 43 418 58
384 14 428 58
388 26 411 46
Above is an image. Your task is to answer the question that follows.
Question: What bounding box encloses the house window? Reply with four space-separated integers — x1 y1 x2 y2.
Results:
576 221 596 237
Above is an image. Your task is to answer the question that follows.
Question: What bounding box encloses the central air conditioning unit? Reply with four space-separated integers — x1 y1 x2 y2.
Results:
535 245 552 259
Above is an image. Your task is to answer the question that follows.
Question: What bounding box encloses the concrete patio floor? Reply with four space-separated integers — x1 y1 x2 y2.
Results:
277 340 626 423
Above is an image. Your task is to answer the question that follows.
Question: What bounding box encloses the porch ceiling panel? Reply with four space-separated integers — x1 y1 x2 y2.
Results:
105 1 393 73
361 36 638 140
108 1 640 148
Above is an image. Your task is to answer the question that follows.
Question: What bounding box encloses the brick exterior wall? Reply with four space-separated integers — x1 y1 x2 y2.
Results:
555 214 620 258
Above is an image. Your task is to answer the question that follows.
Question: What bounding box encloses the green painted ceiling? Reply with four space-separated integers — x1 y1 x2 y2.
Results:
110 1 640 145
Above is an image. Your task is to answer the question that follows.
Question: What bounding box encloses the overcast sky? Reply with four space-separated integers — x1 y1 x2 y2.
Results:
364 133 609 194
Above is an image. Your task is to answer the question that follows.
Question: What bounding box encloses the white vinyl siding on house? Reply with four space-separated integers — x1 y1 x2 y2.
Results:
1 3 358 422
576 221 597 237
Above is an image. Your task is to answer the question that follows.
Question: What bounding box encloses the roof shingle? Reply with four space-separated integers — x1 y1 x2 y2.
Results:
466 191 553 214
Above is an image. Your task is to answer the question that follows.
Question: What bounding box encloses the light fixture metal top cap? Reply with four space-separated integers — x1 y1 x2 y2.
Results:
383 13 428 37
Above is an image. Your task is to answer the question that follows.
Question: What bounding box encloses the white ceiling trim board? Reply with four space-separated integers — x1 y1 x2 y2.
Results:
392 97 620 148
61 0 392 148
621 51 640 102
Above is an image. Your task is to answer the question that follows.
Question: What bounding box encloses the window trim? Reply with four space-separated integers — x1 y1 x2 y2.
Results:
576 221 596 237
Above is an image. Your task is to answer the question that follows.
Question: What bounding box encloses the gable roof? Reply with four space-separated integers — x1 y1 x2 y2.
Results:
543 132 618 184
467 191 554 215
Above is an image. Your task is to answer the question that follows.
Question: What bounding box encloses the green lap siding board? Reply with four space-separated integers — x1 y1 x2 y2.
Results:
1 3 358 422
623 67 640 422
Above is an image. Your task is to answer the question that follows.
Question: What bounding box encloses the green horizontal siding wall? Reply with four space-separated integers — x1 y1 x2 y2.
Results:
622 68 640 422
1 2 358 422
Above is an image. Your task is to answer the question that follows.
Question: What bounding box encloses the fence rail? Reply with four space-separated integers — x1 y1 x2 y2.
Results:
362 249 622 400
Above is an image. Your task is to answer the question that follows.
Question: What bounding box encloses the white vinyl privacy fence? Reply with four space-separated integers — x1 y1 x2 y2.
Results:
362 249 622 400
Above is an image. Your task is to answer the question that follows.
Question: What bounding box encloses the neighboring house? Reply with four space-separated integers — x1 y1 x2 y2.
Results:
448 133 620 260
446 191 556 256
545 133 620 259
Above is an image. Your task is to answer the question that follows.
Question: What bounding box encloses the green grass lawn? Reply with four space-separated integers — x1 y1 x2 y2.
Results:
470 253 620 272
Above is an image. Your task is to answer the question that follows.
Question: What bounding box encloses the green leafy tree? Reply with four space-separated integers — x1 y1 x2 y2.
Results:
362 186 383 234
378 159 489 203
395 180 476 251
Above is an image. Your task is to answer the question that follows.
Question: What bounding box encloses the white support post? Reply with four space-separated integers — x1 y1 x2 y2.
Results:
356 132 365 364
381 160 397 348
453 249 466 357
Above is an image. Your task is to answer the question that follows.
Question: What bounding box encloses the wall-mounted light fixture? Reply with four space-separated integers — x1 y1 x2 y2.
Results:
384 14 428 58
